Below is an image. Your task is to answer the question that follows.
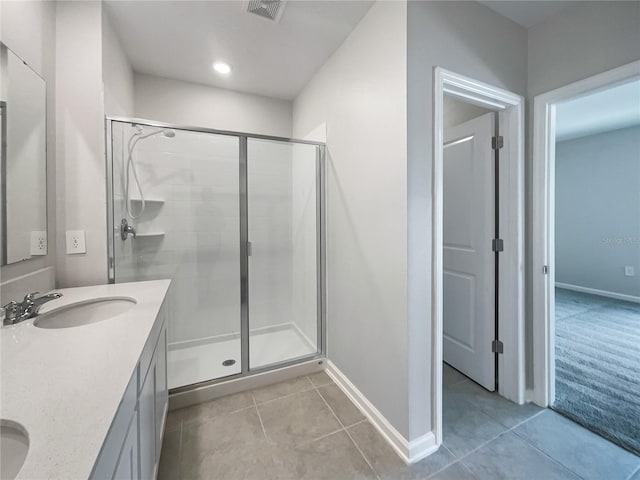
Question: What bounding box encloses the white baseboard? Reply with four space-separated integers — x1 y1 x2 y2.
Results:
325 361 438 465
555 282 640 304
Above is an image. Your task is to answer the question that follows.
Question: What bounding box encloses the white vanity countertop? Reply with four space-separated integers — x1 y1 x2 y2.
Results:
0 280 171 480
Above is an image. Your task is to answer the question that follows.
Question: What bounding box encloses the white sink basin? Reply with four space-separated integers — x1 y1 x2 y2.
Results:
1 420 29 480
33 297 137 329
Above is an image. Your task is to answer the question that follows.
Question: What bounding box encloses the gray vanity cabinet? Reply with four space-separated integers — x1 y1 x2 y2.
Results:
113 410 139 480
139 321 168 480
90 307 168 480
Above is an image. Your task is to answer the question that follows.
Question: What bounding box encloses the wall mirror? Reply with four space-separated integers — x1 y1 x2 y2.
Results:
0 41 47 265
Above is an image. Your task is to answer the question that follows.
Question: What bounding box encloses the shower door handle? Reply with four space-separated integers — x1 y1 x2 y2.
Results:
120 218 137 240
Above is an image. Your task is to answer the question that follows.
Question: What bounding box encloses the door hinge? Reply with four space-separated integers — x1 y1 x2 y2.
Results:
247 241 253 257
492 135 504 150
492 339 504 354
492 238 504 252
543 265 549 275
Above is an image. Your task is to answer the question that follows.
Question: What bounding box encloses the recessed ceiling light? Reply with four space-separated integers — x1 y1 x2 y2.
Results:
213 62 232 75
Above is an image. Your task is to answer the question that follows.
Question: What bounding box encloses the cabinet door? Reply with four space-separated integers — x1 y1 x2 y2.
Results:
113 411 138 480
139 361 156 480
155 324 168 463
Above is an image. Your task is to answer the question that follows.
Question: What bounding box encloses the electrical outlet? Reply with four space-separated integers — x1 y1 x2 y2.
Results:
624 266 635 277
30 231 47 256
66 230 86 254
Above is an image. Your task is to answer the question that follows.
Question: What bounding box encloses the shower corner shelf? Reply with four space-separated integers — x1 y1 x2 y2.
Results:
135 232 165 239
129 198 165 205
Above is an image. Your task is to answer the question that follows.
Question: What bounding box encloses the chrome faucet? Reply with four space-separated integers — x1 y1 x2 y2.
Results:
121 218 137 240
2 291 63 326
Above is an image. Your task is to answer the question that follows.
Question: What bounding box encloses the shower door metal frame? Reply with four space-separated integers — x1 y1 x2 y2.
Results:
105 116 327 392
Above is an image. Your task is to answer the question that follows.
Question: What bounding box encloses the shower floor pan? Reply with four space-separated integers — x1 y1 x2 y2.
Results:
167 323 316 390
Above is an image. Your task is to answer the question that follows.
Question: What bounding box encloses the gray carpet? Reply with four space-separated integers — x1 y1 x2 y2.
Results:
554 287 640 456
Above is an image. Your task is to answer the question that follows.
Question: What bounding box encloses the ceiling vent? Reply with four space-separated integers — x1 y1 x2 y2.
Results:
244 0 287 23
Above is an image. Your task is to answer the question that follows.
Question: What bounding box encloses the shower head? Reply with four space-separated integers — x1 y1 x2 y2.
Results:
134 127 176 140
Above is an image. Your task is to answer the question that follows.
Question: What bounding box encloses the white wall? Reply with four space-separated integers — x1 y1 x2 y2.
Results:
526 0 640 386
0 0 56 297
102 8 134 117
555 126 640 299
294 1 409 437
443 96 492 129
134 73 293 137
55 1 108 287
407 0 527 439
527 1 640 98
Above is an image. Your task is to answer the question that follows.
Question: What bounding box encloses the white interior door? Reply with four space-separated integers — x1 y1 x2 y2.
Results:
443 112 496 391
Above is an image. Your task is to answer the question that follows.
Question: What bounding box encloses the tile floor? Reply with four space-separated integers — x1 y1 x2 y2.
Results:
159 367 640 480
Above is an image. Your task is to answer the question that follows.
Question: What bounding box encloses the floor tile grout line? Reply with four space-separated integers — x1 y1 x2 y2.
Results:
343 427 383 480
252 392 271 444
298 425 348 446
425 458 478 480
503 407 547 431
295 417 368 448
445 429 511 464
180 403 256 428
509 427 587 480
422 454 462 480
456 460 481 480
313 383 382 480
626 464 640 480
413 442 461 479
306 373 334 389
254 384 318 406
446 380 546 432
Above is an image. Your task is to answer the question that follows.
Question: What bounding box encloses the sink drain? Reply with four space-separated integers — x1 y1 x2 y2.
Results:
222 359 236 367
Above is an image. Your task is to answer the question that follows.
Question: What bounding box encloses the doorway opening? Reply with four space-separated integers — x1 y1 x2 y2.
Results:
439 94 544 457
533 61 640 455
432 68 526 447
442 100 499 392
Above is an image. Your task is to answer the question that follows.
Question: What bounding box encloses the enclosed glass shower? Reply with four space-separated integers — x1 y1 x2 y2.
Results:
106 118 325 391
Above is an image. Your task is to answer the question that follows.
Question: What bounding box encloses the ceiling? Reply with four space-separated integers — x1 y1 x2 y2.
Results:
105 1 373 100
479 1 574 28
556 79 640 141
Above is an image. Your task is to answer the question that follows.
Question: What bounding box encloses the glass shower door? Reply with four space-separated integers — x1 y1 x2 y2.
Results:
246 138 321 369
109 121 242 389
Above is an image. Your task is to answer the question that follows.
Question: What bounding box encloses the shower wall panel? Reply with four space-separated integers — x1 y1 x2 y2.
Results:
113 125 241 344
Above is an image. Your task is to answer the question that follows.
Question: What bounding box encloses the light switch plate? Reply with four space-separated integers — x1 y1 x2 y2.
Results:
30 231 47 256
66 230 86 254
624 266 635 277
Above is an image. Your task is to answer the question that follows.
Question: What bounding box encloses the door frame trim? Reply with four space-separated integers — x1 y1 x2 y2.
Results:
531 60 640 407
433 68 525 445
